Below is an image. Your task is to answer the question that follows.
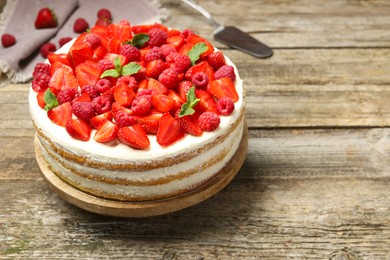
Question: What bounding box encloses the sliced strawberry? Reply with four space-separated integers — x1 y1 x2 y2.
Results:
108 38 121 54
179 112 203 136
48 66 79 93
137 78 149 90
47 102 72 127
151 94 175 113
195 89 218 114
103 53 127 67
90 111 113 129
148 78 169 95
145 59 167 79
167 35 184 50
90 25 109 47
140 46 151 61
108 20 132 42
92 45 107 61
131 24 154 34
65 118 92 141
208 77 239 102
167 29 181 37
114 83 136 106
176 80 193 101
135 109 163 134
168 90 185 112
67 42 94 68
75 62 102 87
48 53 70 75
179 43 193 56
153 23 169 33
118 124 150 150
111 102 133 119
94 120 118 143
186 34 214 58
73 93 91 103
36 91 46 109
156 113 185 147
185 61 215 82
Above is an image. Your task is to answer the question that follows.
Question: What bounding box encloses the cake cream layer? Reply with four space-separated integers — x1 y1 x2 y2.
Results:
38 121 244 201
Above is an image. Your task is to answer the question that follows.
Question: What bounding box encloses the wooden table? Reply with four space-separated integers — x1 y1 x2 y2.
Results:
1 0 390 258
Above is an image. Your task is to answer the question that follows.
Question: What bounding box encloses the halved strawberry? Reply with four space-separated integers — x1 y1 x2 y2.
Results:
167 29 181 37
137 78 149 90
179 43 193 56
167 90 185 113
118 124 150 150
167 35 184 50
48 53 70 75
186 34 214 58
185 61 215 82
195 89 218 114
67 42 94 68
179 112 203 136
208 77 239 102
48 66 79 93
90 111 113 129
148 78 169 95
108 20 132 42
94 120 118 143
90 25 109 48
151 94 175 113
75 62 102 87
73 93 91 103
131 24 154 34
114 83 135 106
111 102 133 119
65 118 92 141
135 109 163 134
36 91 46 109
145 59 167 79
47 102 72 127
156 112 185 147
176 80 193 101
103 53 127 67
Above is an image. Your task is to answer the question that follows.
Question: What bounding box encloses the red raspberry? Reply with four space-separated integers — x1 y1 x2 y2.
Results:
59 37 73 47
117 75 137 92
92 94 113 114
97 8 112 21
181 29 194 39
114 110 137 127
166 52 191 74
32 73 51 92
81 84 100 99
192 72 208 89
216 97 235 116
198 112 220 131
158 68 180 89
57 88 77 104
132 67 146 82
160 44 177 59
72 102 96 121
95 78 112 93
120 44 141 62
73 18 89 33
207 51 226 70
85 33 101 49
145 46 162 62
148 28 167 47
137 88 152 97
214 65 236 81
131 96 152 115
98 59 114 71
95 18 111 27
33 63 51 77
40 42 56 58
1 33 16 47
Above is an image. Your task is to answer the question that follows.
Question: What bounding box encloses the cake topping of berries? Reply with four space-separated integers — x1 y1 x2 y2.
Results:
1 34 16 48
35 8 58 29
32 20 240 149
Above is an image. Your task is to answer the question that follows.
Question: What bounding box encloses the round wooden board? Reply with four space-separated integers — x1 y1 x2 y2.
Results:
34 126 248 218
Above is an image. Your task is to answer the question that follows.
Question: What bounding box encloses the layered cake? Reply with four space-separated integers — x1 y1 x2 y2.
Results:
29 20 245 202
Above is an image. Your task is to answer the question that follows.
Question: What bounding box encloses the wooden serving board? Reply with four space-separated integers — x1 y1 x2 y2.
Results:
34 126 248 217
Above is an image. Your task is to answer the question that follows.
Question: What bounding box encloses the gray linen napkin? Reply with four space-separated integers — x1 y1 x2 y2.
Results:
0 0 162 85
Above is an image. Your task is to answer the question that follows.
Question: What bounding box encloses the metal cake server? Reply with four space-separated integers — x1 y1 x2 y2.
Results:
182 0 273 58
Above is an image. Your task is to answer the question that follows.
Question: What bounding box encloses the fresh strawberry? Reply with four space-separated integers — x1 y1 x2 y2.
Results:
186 34 214 58
36 91 46 109
167 90 184 112
103 53 127 67
195 89 218 114
114 83 136 106
48 53 71 75
90 25 109 47
135 109 163 134
166 35 184 50
148 78 169 95
47 102 72 127
157 113 185 147
208 77 239 102
179 112 203 136
167 29 181 37
131 24 154 34
48 66 79 93
73 93 91 103
73 18 89 33
65 118 92 141
145 59 167 79
108 20 132 43
35 8 57 29
75 62 102 87
95 18 111 28
185 61 215 82
111 102 133 119
67 42 94 68
179 43 193 56
137 78 149 90
176 80 193 101
90 111 113 129
118 124 150 150
1 34 16 47
94 120 118 143
151 94 175 113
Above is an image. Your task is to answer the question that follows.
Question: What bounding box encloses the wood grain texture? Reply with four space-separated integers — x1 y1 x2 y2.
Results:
1 0 390 259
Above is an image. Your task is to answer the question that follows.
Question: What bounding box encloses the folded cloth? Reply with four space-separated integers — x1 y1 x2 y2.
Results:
0 0 163 86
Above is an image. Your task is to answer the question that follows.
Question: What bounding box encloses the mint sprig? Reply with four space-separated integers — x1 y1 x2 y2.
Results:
44 88 59 111
179 86 200 117
125 33 150 49
100 57 141 78
187 42 208 65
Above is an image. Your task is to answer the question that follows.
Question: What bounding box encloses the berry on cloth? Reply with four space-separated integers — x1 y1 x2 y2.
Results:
97 8 112 21
1 34 16 47
74 18 89 33
59 37 73 47
35 8 57 29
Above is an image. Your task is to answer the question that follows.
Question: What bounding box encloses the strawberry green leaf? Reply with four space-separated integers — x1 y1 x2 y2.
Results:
129 33 150 49
179 86 200 117
187 42 208 65
122 62 141 76
100 68 120 78
44 88 59 111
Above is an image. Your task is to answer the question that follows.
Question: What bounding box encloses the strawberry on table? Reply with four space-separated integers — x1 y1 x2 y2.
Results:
35 8 57 29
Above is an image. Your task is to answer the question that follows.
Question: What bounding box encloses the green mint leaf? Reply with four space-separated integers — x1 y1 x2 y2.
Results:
100 69 120 78
131 33 150 48
122 62 141 76
114 57 122 72
179 86 200 117
43 89 59 111
187 42 208 65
